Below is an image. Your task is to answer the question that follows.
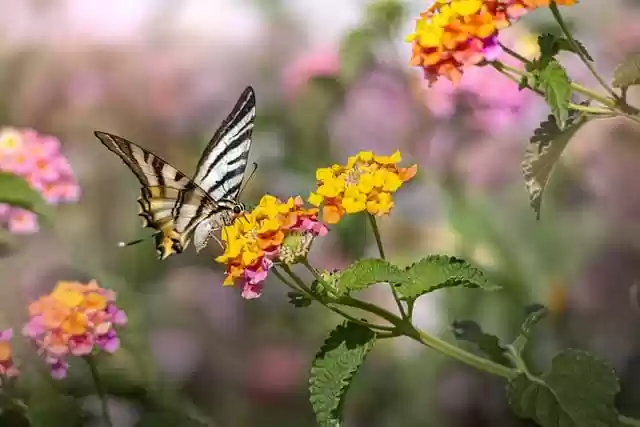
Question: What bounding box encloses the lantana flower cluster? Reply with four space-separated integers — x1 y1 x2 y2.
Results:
406 0 578 84
216 195 329 299
23 280 127 379
0 128 80 234
308 151 417 224
215 151 416 299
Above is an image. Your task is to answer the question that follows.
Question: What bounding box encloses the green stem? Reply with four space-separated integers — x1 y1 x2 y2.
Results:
366 214 408 319
275 264 395 332
337 296 518 379
277 264 517 380
548 2 617 100
491 63 610 114
85 356 114 427
620 415 640 427
367 213 386 260
495 60 615 108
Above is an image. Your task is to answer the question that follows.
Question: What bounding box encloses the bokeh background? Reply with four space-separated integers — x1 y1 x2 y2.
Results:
1 0 640 426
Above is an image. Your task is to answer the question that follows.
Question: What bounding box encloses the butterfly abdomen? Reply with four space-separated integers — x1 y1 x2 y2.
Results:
154 228 185 260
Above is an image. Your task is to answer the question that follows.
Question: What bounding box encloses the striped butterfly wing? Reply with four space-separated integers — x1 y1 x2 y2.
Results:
193 86 256 202
94 131 220 260
190 86 257 252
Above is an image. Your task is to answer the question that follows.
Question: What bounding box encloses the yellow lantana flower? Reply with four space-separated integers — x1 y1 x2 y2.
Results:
308 150 417 224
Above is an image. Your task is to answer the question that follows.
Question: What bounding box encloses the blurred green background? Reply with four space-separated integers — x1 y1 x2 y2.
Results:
1 0 640 426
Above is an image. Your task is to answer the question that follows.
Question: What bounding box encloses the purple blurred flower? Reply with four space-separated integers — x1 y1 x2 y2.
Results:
419 29 539 136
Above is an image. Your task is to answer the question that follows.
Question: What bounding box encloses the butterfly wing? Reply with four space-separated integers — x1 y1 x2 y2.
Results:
94 131 219 259
190 86 257 252
192 86 256 201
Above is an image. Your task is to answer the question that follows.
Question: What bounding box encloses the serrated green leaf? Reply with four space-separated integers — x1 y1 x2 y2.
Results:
309 322 376 427
336 258 405 296
537 34 561 68
538 34 593 65
512 304 548 354
452 320 510 366
539 60 571 129
557 38 593 61
613 53 640 88
395 255 499 301
0 172 52 219
507 350 619 427
522 111 587 219
287 291 312 308
339 29 375 85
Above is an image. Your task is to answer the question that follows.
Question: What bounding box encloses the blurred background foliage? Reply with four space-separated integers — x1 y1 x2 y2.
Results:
1 0 640 426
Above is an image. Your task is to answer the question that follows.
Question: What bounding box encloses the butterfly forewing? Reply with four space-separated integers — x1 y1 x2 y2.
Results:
193 86 256 201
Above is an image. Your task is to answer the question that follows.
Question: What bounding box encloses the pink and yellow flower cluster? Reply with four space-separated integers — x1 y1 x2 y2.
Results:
308 151 417 224
216 195 328 299
23 280 127 379
0 128 80 234
406 0 578 84
215 151 416 298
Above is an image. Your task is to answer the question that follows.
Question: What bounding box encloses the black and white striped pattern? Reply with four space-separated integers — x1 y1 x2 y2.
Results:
94 86 257 259
193 86 256 201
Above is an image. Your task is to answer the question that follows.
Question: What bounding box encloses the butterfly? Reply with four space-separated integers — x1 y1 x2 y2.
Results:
94 86 256 260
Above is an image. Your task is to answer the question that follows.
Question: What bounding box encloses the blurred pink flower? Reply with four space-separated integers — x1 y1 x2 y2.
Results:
419 29 539 136
23 280 127 379
281 47 340 100
0 128 80 234
330 68 419 158
248 345 306 398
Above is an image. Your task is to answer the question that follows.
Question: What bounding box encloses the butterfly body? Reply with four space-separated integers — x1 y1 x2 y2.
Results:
95 86 256 260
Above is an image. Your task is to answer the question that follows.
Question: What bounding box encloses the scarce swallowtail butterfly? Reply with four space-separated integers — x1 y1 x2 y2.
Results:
94 86 256 260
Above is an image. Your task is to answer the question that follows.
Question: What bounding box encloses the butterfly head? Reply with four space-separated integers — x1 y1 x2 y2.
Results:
232 202 246 216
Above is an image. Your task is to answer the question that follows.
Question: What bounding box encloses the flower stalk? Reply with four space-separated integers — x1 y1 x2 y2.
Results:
273 256 518 380
85 356 113 427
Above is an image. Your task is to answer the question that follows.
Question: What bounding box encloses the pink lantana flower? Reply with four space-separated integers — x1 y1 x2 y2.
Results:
0 128 80 234
23 280 127 379
216 195 328 299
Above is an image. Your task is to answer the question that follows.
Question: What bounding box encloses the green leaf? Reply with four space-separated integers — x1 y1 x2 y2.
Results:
537 34 593 66
0 172 52 219
507 350 619 427
612 53 640 88
537 33 561 68
395 255 500 301
339 28 375 85
557 38 593 61
522 111 587 219
287 291 312 308
336 258 405 296
512 304 548 354
309 322 376 427
538 60 571 129
452 320 510 366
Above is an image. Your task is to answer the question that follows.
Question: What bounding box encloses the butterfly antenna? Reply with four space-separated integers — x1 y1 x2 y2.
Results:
117 231 161 248
237 162 259 199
